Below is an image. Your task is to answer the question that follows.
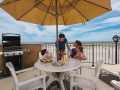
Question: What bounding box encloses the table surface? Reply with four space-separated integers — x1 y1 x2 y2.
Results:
34 57 82 72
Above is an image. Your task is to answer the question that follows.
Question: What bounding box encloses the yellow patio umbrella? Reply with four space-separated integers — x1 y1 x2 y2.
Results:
0 0 112 60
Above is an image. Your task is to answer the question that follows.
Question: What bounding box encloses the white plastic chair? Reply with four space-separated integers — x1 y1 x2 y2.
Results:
69 58 104 90
111 80 120 90
39 52 42 59
101 64 120 79
6 62 47 90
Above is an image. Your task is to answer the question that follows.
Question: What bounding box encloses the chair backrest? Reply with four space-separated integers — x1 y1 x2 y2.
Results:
95 58 104 78
6 62 18 84
39 52 42 59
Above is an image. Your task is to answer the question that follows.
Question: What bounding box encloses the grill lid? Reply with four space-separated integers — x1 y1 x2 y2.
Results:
2 33 21 48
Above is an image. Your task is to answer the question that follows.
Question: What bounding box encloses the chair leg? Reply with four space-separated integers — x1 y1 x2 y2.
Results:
14 83 19 90
43 78 46 90
13 82 16 90
70 76 73 90
46 78 53 88
75 85 78 90
45 72 57 88
100 69 102 75
34 67 37 76
114 87 119 90
95 82 98 90
59 80 65 90
70 85 73 90
15 86 19 90
64 72 69 80
59 72 66 90
79 67 81 74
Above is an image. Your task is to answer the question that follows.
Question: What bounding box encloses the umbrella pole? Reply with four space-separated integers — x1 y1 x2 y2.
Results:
55 0 59 61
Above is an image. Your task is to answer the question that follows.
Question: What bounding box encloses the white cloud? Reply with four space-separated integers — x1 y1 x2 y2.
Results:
102 16 120 24
74 29 120 41
43 25 69 33
0 0 120 42
111 0 120 11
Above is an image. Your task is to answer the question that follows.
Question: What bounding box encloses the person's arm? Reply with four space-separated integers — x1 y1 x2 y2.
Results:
69 50 72 58
81 53 87 60
70 48 76 58
75 53 87 60
74 55 76 59
74 53 79 59
66 42 71 52
46 52 52 58
46 55 52 60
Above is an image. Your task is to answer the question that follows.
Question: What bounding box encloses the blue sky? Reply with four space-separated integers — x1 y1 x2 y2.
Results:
0 0 120 43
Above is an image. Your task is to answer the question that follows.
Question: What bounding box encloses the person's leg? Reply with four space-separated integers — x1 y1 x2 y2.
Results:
50 85 58 90
56 72 60 77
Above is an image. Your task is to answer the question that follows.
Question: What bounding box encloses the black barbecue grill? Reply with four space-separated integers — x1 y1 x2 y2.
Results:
2 33 23 75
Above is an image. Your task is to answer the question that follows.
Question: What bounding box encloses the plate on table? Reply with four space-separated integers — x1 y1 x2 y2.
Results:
40 58 52 63
52 61 65 66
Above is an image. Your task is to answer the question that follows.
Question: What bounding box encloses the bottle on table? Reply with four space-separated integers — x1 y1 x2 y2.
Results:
63 53 66 63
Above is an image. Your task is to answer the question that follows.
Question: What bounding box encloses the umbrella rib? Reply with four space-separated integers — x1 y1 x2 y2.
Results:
42 0 53 25
58 0 80 16
83 0 111 11
58 0 66 25
66 0 88 21
18 0 44 20
36 7 55 16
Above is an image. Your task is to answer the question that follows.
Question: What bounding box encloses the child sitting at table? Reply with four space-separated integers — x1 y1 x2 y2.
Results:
74 46 87 61
41 49 52 59
41 49 58 86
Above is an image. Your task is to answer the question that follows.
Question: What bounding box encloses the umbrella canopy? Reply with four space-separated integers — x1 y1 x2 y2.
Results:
0 0 112 60
0 0 112 25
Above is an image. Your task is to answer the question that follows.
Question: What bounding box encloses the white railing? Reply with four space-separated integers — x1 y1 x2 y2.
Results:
42 42 120 66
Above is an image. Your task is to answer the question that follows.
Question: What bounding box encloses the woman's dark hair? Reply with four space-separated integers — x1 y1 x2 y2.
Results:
75 40 83 52
59 33 65 38
75 40 82 46
78 46 83 53
41 49 47 56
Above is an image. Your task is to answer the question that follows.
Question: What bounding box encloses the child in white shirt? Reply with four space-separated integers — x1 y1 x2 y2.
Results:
41 49 52 59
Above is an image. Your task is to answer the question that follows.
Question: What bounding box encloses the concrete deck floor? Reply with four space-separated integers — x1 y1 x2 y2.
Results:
0 64 115 90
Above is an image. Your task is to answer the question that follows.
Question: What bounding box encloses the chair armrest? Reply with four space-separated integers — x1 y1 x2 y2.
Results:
17 75 47 86
111 80 120 89
69 74 98 81
102 68 120 77
111 80 118 84
16 67 34 74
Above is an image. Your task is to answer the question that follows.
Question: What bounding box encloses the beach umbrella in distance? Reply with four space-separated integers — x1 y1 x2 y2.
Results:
0 0 112 60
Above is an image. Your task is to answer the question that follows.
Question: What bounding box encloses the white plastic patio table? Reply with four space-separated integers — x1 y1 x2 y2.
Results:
34 57 82 90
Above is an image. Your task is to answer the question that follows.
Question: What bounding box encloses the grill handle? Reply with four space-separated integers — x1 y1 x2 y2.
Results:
2 33 20 36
